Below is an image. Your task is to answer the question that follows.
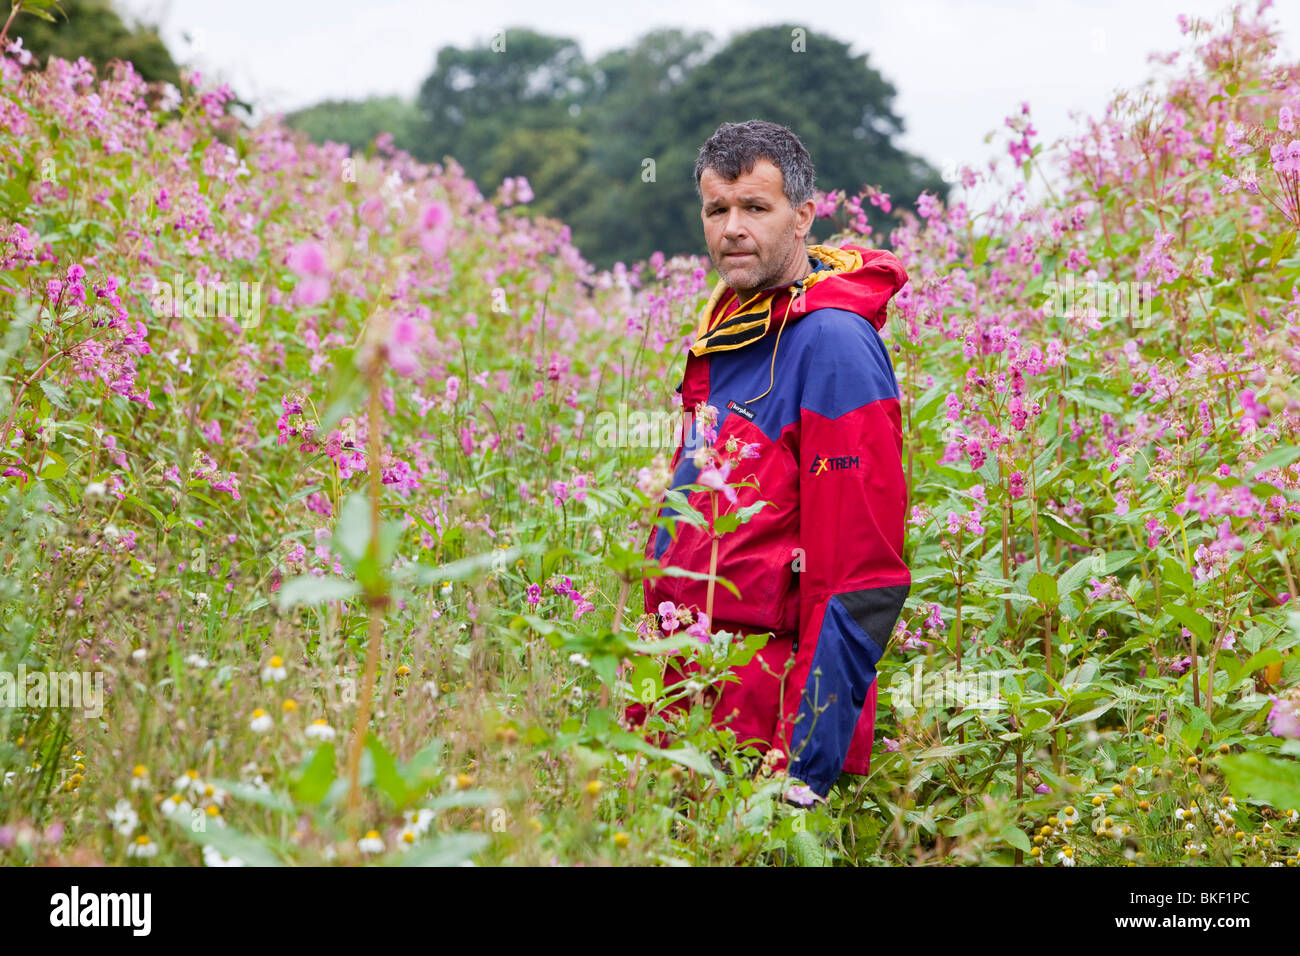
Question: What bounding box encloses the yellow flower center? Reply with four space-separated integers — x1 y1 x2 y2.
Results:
364 830 380 840
282 699 297 712
252 708 266 718
312 718 328 726
185 769 198 779
206 805 219 817
135 835 150 845
269 656 283 668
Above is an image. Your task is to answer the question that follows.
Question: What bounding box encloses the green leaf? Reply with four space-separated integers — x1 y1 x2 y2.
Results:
396 832 489 866
170 817 283 866
333 492 371 565
366 734 413 809
405 544 534 586
292 743 336 805
1028 571 1058 606
654 563 741 599
788 828 829 867
1038 511 1088 547
1269 229 1296 271
1161 557 1194 596
38 450 67 481
1000 824 1032 853
276 574 359 611
1060 700 1117 727
1167 604 1212 645
205 779 296 814
38 381 72 411
1249 445 1300 478
1220 753 1300 810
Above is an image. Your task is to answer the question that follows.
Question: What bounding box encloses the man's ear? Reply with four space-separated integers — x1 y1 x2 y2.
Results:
793 198 816 239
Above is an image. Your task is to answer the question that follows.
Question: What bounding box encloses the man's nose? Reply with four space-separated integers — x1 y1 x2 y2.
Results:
722 210 748 240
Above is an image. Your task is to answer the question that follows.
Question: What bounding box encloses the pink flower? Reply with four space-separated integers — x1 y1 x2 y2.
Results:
697 461 736 505
1267 694 1300 739
882 737 900 752
526 584 541 605
657 601 680 634
386 313 420 377
418 201 452 258
286 241 331 307
686 613 711 644
784 784 821 806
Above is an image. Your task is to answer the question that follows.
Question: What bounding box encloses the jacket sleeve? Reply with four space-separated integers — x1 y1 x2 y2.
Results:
778 312 911 797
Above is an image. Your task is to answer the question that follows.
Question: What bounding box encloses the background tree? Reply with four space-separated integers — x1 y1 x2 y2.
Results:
8 0 181 86
293 24 950 269
285 96 424 157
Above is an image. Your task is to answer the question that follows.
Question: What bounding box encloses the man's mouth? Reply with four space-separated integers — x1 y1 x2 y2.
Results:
724 252 754 259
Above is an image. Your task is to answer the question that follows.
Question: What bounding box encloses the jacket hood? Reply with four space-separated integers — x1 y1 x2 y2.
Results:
689 243 909 358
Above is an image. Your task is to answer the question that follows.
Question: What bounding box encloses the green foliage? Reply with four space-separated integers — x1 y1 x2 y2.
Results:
9 0 181 86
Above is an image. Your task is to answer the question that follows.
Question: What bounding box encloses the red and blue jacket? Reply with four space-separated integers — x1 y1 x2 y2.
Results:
636 243 911 798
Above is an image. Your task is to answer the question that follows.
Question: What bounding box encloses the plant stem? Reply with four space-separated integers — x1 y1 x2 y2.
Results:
344 373 388 828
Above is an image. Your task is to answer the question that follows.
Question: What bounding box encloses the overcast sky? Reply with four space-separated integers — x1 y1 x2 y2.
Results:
111 0 1298 201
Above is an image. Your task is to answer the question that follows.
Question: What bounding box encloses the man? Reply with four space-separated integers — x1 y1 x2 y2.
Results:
626 119 912 801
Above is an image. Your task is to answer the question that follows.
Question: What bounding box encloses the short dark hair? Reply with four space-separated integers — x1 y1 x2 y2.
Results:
694 120 815 208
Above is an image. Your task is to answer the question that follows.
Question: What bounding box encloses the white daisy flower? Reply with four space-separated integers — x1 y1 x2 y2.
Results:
260 655 287 683
1057 849 1075 867
198 781 228 805
357 830 384 855
158 794 193 819
404 808 435 837
202 844 245 867
568 652 590 667
185 653 210 669
107 798 139 836
305 718 336 741
249 708 273 733
131 648 147 662
127 835 159 858
172 769 204 795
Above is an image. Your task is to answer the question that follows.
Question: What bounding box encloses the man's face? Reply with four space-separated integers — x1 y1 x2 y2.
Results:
700 157 815 302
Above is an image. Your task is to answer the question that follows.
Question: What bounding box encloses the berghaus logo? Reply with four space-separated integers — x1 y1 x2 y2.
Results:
809 454 860 475
726 400 755 421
